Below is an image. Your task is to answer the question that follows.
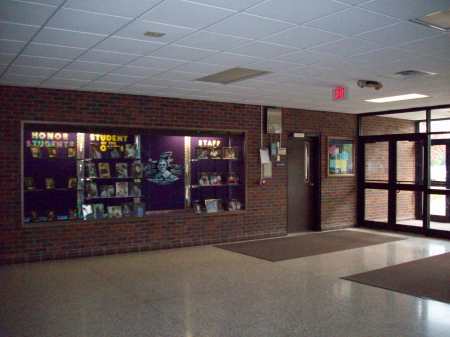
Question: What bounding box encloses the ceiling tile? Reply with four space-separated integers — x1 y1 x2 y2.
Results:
173 62 228 74
6 65 57 78
79 50 138 64
152 70 203 81
358 22 441 47
95 37 164 55
14 55 70 68
142 0 234 29
247 0 349 24
115 20 194 44
41 78 89 88
206 13 294 39
199 52 261 66
400 35 450 58
150 45 216 61
247 59 303 73
275 50 322 65
176 31 251 51
0 22 39 42
32 28 106 48
64 0 162 18
83 81 127 90
230 41 298 58
188 0 264 10
64 61 120 73
349 47 414 67
97 73 142 84
0 53 16 65
110 65 162 77
0 39 26 54
310 38 381 57
360 0 450 20
22 43 86 59
264 26 342 49
305 7 398 36
0 74 44 85
0 0 56 26
53 69 102 81
46 8 130 35
129 56 186 69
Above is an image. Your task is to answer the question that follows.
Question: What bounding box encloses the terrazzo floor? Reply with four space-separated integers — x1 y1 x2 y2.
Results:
1 228 450 337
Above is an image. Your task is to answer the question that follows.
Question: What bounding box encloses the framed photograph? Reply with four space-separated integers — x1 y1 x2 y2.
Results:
24 177 35 190
115 181 129 197
198 172 210 186
107 206 122 218
327 137 354 177
131 161 143 178
208 147 222 159
223 147 237 160
92 203 105 219
67 177 77 189
192 200 202 214
124 144 137 159
98 162 111 178
45 177 55 189
86 182 98 198
227 173 239 185
129 182 141 197
205 198 220 213
110 147 121 159
86 162 97 178
48 147 57 158
122 203 133 217
100 184 114 197
195 147 209 160
67 147 76 158
209 172 222 185
115 162 128 178
30 146 41 158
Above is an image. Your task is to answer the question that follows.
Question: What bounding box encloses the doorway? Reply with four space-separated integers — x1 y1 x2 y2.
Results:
287 135 320 232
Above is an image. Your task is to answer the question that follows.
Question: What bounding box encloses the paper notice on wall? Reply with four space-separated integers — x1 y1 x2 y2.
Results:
260 148 271 164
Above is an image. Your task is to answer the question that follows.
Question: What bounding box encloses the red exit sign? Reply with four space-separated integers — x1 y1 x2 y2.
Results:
333 86 347 101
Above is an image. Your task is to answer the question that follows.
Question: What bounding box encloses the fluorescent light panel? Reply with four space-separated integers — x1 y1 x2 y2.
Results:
411 9 450 31
196 67 271 84
365 93 430 103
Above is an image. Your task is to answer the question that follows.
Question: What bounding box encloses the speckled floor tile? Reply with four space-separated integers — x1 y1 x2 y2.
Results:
1 229 449 337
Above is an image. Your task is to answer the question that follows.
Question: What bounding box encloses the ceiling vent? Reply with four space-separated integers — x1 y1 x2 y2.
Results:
392 70 437 79
411 9 450 31
196 67 271 85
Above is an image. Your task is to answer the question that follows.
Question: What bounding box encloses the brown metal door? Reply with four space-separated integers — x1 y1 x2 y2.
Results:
288 137 318 232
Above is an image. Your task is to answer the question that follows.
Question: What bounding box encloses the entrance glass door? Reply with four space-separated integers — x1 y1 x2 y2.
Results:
360 134 426 233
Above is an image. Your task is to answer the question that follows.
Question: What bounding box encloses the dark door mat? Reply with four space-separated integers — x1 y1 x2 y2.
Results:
343 252 450 304
216 230 405 262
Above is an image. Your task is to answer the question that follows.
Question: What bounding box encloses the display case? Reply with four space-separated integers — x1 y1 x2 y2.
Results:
189 135 245 214
22 122 246 225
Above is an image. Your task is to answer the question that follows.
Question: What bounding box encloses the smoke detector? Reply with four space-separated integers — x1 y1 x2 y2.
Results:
357 80 383 90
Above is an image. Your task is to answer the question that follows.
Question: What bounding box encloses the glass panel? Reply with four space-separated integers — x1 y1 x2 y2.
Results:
365 142 388 182
397 140 419 184
396 190 421 227
365 189 388 222
431 145 446 182
430 194 446 216
360 111 424 136
429 193 450 232
430 108 450 133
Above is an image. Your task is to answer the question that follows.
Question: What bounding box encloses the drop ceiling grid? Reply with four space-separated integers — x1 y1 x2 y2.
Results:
0 0 449 113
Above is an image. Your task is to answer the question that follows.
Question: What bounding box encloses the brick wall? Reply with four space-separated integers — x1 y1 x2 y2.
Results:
0 85 358 264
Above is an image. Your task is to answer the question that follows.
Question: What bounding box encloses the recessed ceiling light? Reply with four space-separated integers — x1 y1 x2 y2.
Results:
144 31 165 38
365 93 430 103
196 67 271 85
411 9 450 31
